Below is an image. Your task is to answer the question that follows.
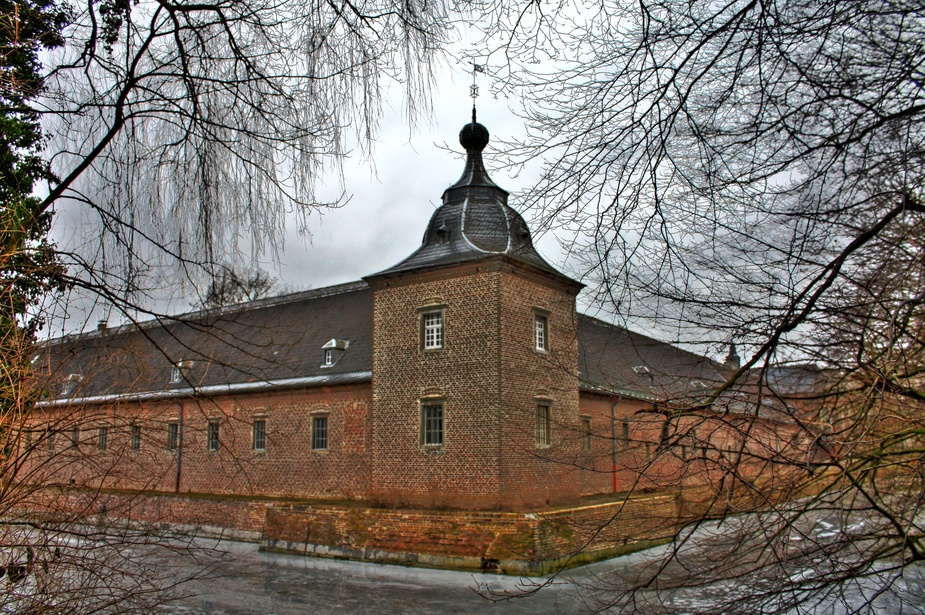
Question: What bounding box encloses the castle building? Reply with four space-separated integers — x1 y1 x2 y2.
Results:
29 116 806 571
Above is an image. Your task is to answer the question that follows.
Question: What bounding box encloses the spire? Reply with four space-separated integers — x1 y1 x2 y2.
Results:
725 343 741 370
369 106 573 282
366 63 582 287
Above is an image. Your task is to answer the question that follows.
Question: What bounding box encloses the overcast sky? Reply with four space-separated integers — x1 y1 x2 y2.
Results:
274 84 562 294
46 66 581 334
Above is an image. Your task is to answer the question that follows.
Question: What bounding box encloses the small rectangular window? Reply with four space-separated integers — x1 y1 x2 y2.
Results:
421 404 443 446
47 430 55 453
322 349 335 366
207 421 219 451
422 312 443 350
312 416 328 450
536 404 551 447
622 420 631 449
535 315 549 351
170 365 182 383
167 423 180 451
98 426 108 451
252 419 266 451
71 425 80 448
581 417 592 452
131 425 141 451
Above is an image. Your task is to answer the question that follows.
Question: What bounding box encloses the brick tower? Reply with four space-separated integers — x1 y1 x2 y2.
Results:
364 113 584 510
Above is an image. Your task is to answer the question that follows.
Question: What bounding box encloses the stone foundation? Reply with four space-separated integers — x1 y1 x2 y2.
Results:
24 488 689 575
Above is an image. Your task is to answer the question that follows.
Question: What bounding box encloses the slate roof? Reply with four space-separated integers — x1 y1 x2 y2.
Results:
371 117 566 281
577 315 728 402
37 282 373 404
38 281 736 406
34 116 793 409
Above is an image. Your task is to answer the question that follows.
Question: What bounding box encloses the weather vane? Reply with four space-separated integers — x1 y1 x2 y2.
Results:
470 63 485 100
470 62 485 122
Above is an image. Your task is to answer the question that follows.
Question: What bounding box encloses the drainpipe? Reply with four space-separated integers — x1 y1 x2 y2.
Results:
611 396 622 494
175 403 184 493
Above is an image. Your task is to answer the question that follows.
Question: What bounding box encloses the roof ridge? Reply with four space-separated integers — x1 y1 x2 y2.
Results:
577 313 716 365
44 280 370 345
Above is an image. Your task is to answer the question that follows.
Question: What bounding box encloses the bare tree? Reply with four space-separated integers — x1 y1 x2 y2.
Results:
195 266 280 308
467 0 925 611
3 0 452 609
41 0 449 315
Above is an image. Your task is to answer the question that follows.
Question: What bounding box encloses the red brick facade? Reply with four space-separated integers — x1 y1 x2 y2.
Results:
24 118 819 570
367 258 586 509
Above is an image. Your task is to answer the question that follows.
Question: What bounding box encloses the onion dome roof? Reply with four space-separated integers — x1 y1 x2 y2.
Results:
373 113 566 279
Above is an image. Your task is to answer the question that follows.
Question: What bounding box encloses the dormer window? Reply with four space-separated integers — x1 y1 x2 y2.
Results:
436 222 450 243
632 365 651 375
320 339 349 367
61 374 83 396
170 360 194 383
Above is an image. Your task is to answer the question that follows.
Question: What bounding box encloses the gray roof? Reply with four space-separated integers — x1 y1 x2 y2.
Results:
38 281 734 406
371 119 566 280
37 282 373 403
35 117 757 407
578 315 728 402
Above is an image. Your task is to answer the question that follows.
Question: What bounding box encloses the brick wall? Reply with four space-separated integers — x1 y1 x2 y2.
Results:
369 263 506 508
498 266 585 507
262 491 683 574
27 383 372 501
21 486 688 575
368 259 589 510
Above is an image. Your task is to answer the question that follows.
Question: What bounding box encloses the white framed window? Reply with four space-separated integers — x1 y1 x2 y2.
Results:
312 416 328 451
422 311 443 350
581 417 592 452
320 339 349 367
207 421 220 451
536 404 551 447
62 373 83 396
252 419 266 451
534 314 549 352
421 403 444 446
167 423 180 451
171 360 195 383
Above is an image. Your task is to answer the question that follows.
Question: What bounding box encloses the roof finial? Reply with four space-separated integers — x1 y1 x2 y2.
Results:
470 62 485 123
725 343 741 370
